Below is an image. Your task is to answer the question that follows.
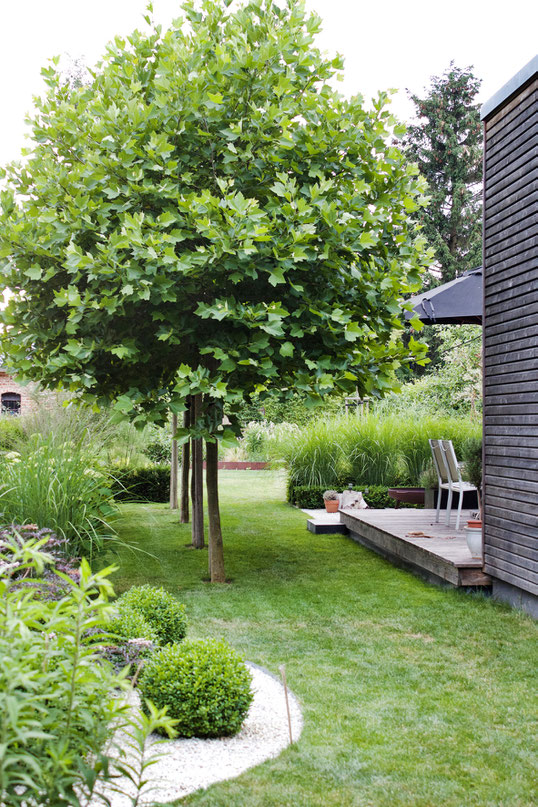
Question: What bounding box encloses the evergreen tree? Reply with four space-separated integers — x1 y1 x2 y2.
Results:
406 63 482 284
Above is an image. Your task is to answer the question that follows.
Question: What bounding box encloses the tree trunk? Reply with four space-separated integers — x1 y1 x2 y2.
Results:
170 413 178 510
191 393 205 549
205 437 225 582
180 404 190 523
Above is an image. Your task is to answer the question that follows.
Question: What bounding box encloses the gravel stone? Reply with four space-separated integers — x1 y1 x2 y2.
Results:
92 662 303 806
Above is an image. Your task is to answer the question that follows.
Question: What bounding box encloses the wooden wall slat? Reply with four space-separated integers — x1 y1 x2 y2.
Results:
485 177 538 219
485 188 538 231
483 555 538 589
485 81 536 131
482 563 537 595
484 165 537 206
485 147 537 198
483 73 538 601
486 524 537 551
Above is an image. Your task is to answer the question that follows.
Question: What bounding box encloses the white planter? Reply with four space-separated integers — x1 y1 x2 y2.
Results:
465 526 482 559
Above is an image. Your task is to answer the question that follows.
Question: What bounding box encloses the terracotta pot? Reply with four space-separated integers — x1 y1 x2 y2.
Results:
324 499 339 513
467 519 483 529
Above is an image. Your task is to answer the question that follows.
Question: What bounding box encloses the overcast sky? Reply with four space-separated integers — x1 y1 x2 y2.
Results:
0 0 536 166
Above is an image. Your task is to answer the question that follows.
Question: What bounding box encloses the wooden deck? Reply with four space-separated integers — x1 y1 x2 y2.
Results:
338 509 491 588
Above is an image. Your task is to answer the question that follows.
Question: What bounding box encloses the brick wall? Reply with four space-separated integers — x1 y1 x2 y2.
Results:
0 371 40 416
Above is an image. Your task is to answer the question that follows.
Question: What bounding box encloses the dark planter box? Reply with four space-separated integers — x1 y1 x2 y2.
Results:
388 488 425 507
424 488 479 510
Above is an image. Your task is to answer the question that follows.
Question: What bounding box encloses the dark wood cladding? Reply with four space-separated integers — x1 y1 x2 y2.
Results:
482 71 538 597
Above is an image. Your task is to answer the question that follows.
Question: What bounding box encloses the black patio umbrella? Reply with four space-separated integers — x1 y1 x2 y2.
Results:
404 267 483 325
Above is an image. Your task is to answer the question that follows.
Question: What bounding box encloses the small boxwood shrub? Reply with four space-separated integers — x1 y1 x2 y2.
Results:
108 604 159 647
112 465 170 502
118 585 187 645
138 639 253 738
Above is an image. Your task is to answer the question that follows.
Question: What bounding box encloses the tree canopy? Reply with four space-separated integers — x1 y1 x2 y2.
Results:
406 62 482 285
0 0 431 438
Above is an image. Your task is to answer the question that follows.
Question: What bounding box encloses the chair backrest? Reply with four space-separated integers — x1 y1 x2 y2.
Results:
441 440 462 484
429 439 450 485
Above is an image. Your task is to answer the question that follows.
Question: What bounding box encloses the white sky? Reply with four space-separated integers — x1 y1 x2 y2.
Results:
0 0 536 166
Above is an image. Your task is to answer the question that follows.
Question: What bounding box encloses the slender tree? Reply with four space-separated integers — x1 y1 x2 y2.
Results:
406 63 482 284
0 0 431 581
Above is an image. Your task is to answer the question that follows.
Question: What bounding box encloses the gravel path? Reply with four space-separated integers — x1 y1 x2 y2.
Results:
92 663 303 806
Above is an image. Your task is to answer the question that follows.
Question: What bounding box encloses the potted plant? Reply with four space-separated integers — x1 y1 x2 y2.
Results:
461 438 482 558
323 490 340 513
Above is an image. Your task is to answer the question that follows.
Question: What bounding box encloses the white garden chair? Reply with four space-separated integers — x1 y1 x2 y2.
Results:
429 439 477 531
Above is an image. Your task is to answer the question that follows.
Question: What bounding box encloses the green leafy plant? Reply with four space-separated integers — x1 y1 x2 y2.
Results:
323 490 339 501
118 585 187 645
138 638 253 738
0 530 123 806
0 0 432 582
0 416 25 450
462 437 482 517
112 465 171 502
108 603 160 647
0 432 117 558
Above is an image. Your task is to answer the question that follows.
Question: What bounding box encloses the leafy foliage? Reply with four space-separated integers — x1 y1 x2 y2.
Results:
289 483 400 509
378 325 482 416
108 602 160 647
138 638 253 738
0 0 431 437
112 464 171 502
0 416 25 450
461 437 482 491
0 531 124 806
0 530 177 806
118 584 187 645
406 62 482 283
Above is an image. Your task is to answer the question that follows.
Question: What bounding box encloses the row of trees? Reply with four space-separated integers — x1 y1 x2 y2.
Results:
0 0 482 579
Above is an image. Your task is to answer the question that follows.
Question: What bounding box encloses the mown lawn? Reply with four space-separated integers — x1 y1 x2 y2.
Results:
106 471 537 807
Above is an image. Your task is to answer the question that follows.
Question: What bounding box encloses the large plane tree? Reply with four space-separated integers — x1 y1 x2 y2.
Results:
0 0 431 581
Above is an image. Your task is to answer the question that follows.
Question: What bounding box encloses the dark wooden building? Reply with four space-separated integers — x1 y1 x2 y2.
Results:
481 56 538 617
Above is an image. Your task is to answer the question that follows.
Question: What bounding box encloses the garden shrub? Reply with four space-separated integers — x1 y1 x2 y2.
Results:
138 638 253 738
0 416 24 450
289 484 396 509
112 464 170 502
118 584 187 645
108 603 160 647
0 529 126 806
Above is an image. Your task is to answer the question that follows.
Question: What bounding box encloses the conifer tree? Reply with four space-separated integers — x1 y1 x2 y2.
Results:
406 63 482 283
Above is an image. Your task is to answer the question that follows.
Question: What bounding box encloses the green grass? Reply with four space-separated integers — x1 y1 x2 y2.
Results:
105 471 537 807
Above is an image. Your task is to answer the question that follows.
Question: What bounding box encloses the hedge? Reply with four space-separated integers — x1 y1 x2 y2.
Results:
112 465 170 502
288 483 422 510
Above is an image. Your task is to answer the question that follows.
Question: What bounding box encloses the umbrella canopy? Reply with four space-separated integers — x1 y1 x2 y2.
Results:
405 268 483 325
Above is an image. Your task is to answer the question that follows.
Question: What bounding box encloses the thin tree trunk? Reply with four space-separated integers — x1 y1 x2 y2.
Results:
170 413 178 510
205 436 225 583
180 403 190 523
191 393 205 549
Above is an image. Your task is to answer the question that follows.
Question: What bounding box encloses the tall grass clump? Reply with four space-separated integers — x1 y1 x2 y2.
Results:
283 413 481 489
0 431 116 558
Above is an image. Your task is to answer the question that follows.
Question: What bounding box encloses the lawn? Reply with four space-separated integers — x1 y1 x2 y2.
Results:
106 471 537 807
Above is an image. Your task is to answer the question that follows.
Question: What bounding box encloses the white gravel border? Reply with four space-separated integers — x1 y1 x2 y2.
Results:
92 663 303 806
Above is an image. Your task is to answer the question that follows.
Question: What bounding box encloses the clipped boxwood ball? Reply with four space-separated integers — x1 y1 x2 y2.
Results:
119 585 187 645
138 639 253 738
108 603 159 649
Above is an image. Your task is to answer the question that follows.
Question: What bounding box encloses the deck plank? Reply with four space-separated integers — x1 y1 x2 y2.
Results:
338 509 491 587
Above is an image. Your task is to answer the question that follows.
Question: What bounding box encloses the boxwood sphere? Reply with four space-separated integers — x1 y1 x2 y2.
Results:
108 604 159 649
118 585 187 645
138 639 253 738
